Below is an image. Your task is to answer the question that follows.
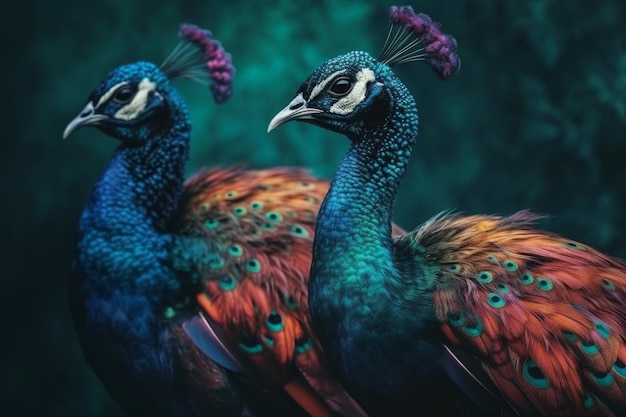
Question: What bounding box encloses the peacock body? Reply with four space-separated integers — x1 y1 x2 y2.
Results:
65 24 371 417
269 5 626 417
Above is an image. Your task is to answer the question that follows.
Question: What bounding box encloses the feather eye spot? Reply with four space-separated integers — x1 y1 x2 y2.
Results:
502 260 518 271
563 331 578 341
602 279 616 291
290 225 310 237
595 321 610 339
496 283 510 293
583 394 594 408
590 370 614 387
218 275 236 291
613 359 626 377
228 244 243 257
238 338 263 354
250 201 263 211
224 191 238 199
537 277 553 291
476 271 493 283
262 335 275 347
304 196 317 204
285 295 299 309
523 360 549 388
260 222 276 231
487 293 505 308
204 218 219 229
246 259 262 273
209 257 225 269
562 241 586 251
295 336 314 353
199 203 209 211
448 313 465 327
461 315 484 337
233 206 247 216
266 311 284 332
519 273 534 285
265 211 283 222
448 264 461 273
485 255 499 265
581 339 600 355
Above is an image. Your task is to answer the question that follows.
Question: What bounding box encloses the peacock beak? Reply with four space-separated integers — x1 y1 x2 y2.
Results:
63 102 110 139
267 93 324 132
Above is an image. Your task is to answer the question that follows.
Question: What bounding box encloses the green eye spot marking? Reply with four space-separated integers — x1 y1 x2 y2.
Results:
225 191 238 199
238 340 263 354
199 203 209 211
537 277 553 291
290 225 310 237
219 275 236 291
233 206 247 216
448 264 461 273
519 272 534 285
448 313 465 327
250 201 263 210
523 360 549 388
462 314 484 337
485 255 499 265
581 339 599 355
503 260 518 271
590 371 614 387
562 241 586 251
286 295 298 309
262 335 274 347
261 222 276 231
304 196 316 204
209 257 225 269
295 337 314 353
603 279 616 291
583 394 594 408
266 311 284 332
595 321 610 339
487 293 506 308
246 259 261 272
477 271 493 283
228 244 243 257
265 212 283 222
613 358 626 377
204 219 219 229
563 331 578 341
496 283 510 293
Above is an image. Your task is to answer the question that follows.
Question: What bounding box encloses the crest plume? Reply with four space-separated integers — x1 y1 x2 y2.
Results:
379 5 460 79
160 23 235 103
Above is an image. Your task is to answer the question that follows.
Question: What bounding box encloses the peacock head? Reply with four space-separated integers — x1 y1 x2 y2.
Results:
267 5 460 140
63 24 235 143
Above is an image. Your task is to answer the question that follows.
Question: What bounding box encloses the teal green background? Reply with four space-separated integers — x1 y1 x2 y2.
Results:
4 0 626 416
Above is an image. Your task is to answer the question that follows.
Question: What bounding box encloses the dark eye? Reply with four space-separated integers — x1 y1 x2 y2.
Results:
329 77 353 96
113 85 136 103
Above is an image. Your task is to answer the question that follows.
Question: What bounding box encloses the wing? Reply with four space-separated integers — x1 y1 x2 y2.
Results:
409 210 626 417
170 166 370 417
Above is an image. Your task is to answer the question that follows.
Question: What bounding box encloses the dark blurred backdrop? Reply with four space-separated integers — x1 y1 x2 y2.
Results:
4 0 626 416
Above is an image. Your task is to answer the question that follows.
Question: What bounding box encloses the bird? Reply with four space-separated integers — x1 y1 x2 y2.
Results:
268 4 626 417
64 22 379 417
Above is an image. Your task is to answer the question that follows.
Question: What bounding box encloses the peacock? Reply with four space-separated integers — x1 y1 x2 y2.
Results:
268 5 626 417
64 23 382 417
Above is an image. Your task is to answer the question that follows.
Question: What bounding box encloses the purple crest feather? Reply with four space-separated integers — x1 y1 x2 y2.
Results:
379 5 460 80
160 23 235 104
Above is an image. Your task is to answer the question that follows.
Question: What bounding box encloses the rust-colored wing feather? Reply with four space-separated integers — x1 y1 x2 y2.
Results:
171 166 396 416
407 210 626 417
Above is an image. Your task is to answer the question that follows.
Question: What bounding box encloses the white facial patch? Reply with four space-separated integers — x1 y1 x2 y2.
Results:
309 69 346 102
95 81 126 110
330 68 375 115
114 78 157 121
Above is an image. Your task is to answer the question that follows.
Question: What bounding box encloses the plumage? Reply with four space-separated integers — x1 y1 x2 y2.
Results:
268 5 626 417
65 23 374 417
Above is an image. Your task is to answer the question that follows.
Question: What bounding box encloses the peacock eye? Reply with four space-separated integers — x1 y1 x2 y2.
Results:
328 77 353 96
113 85 136 103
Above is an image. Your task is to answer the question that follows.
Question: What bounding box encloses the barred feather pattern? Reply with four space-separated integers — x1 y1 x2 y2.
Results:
170 166 404 415
405 210 626 417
